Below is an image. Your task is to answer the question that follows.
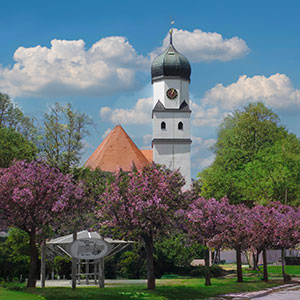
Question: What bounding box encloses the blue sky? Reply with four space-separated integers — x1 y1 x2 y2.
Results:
1 0 300 178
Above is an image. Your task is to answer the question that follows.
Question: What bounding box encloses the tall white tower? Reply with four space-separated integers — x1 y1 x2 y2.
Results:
151 30 192 188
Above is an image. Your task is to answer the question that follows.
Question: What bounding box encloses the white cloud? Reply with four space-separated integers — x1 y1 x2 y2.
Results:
99 97 152 125
191 136 216 170
143 134 152 146
191 101 224 127
203 73 300 110
151 28 249 62
0 37 149 97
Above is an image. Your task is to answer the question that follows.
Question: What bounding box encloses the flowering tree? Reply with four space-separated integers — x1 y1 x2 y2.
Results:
97 163 185 289
0 160 84 287
209 203 253 282
248 205 280 281
271 203 300 283
182 197 232 285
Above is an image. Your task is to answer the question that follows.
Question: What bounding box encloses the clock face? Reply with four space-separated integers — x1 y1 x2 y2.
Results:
166 88 178 100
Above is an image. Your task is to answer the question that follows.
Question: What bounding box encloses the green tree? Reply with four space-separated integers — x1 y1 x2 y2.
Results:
0 93 37 141
0 228 30 281
41 103 93 173
0 127 37 168
198 102 300 204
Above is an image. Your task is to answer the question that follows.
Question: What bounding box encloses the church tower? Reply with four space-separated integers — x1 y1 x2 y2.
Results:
151 30 192 188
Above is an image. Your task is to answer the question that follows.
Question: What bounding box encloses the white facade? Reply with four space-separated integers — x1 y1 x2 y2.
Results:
152 79 192 189
153 79 189 108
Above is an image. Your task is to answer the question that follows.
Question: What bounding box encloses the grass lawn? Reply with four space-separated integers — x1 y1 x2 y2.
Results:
0 278 283 300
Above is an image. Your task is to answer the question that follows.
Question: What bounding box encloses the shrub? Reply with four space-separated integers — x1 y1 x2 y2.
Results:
190 265 225 278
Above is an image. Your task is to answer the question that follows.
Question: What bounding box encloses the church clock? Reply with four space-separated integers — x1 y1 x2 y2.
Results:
166 88 178 100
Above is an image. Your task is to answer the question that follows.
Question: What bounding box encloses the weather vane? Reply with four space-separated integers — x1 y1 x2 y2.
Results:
169 17 175 44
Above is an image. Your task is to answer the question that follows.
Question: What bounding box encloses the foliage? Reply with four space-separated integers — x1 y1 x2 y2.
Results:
0 228 30 281
97 163 186 289
0 93 37 141
53 256 71 279
198 102 300 204
0 127 37 168
0 160 85 287
154 234 205 278
190 265 226 278
117 245 147 279
0 281 27 291
41 102 93 173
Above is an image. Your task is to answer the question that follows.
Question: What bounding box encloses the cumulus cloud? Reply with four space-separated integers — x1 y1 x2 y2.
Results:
143 134 152 146
191 101 227 127
99 97 152 125
151 28 249 62
191 136 216 170
0 37 149 97
203 73 300 110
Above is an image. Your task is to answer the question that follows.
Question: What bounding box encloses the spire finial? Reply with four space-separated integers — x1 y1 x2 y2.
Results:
169 17 175 45
169 28 173 45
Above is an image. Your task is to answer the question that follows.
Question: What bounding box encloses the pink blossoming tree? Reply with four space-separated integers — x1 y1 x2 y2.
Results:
182 197 232 286
0 160 84 287
97 163 185 290
209 203 253 283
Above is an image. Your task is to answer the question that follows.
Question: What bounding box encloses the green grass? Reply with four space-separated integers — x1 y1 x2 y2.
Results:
0 278 283 300
264 265 300 276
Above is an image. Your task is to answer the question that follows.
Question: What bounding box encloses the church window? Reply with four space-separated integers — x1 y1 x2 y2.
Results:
161 121 166 130
178 121 183 130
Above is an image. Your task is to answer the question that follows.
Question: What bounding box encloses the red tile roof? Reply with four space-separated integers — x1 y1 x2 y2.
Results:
140 149 153 163
85 125 152 172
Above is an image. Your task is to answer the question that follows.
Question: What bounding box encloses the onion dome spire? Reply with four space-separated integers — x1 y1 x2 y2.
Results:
151 29 191 83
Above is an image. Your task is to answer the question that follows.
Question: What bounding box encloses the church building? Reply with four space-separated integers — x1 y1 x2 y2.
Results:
85 31 192 188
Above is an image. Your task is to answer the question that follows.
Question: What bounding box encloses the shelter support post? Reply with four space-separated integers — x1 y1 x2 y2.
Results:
72 232 77 289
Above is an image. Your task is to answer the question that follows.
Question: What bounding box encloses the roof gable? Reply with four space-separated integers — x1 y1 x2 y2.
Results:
85 125 151 172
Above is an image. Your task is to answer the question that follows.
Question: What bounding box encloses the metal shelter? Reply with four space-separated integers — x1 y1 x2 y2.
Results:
43 230 133 288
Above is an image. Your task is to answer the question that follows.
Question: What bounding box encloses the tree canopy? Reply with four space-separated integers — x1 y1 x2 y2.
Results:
0 160 85 287
0 127 37 168
97 163 186 289
198 102 300 204
41 102 93 173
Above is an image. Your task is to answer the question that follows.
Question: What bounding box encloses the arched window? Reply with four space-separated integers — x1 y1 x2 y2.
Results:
161 121 166 130
178 121 183 130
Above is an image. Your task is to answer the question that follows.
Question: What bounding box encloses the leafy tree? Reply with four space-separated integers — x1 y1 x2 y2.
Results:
198 102 300 204
97 163 186 289
41 102 93 173
0 228 30 281
154 234 205 278
0 127 37 168
0 93 37 141
0 160 85 287
54 256 71 279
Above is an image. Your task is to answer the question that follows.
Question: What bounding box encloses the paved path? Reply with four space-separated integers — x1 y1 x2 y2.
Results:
36 279 147 287
221 283 300 300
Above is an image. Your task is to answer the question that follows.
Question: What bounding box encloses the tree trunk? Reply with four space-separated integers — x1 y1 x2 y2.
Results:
98 258 104 288
40 242 46 288
236 248 243 283
262 249 268 281
144 235 155 290
72 232 77 289
28 230 38 288
204 247 211 286
252 251 260 271
281 248 288 283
